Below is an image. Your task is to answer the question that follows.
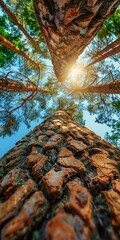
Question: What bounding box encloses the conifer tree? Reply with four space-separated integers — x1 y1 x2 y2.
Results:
0 0 43 54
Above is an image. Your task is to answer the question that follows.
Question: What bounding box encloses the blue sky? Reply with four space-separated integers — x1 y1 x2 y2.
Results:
0 118 42 157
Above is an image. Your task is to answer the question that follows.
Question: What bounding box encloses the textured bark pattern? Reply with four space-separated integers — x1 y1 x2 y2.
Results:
33 0 119 81
0 110 120 240
0 76 49 93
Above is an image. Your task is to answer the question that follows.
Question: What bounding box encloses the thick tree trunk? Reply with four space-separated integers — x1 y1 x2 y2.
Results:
0 76 49 93
33 0 119 81
0 110 120 240
0 0 43 55
77 80 120 94
0 35 40 68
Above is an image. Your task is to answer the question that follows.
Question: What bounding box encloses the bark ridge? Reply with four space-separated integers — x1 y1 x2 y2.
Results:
33 0 119 81
0 110 120 240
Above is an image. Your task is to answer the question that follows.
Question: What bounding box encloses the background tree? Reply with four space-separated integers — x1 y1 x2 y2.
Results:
0 35 42 68
5 0 49 57
87 37 120 67
76 8 120 147
0 13 22 68
0 75 49 93
105 121 120 147
0 0 43 54
97 8 120 42
0 71 50 136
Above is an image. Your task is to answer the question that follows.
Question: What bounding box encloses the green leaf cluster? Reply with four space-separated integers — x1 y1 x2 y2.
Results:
0 13 22 68
97 8 120 39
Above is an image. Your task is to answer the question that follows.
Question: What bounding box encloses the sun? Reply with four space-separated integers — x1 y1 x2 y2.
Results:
69 65 81 80
67 63 85 88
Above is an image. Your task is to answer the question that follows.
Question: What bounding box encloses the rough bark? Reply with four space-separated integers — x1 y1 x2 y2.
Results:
0 35 40 68
0 110 120 240
0 0 44 55
33 0 119 81
76 80 120 94
0 76 49 93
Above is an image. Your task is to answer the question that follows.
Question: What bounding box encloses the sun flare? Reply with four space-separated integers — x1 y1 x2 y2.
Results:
69 65 81 80
67 63 85 90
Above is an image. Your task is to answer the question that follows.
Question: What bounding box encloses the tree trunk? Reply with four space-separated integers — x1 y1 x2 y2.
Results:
0 76 49 93
0 110 120 240
77 80 120 94
0 35 40 68
33 0 119 81
88 44 120 67
93 38 120 58
0 0 43 55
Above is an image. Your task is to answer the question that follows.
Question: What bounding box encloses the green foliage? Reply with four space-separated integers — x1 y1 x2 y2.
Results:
0 92 41 136
6 0 48 57
112 99 120 112
87 94 120 147
0 14 22 68
0 92 19 136
105 121 120 147
19 1 40 37
82 6 120 147
97 8 120 39
0 112 20 137
0 0 49 70
57 97 85 125
8 0 40 37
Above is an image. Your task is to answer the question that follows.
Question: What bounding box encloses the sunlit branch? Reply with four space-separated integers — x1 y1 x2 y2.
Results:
0 76 49 93
74 80 120 95
0 0 44 55
87 42 120 67
0 35 41 69
0 91 39 118
93 38 120 58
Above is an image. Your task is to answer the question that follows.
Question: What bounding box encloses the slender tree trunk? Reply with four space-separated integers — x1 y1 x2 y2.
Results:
33 0 119 81
0 35 40 68
93 38 120 58
77 80 120 94
0 0 43 55
0 76 49 93
87 39 120 67
0 110 120 240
